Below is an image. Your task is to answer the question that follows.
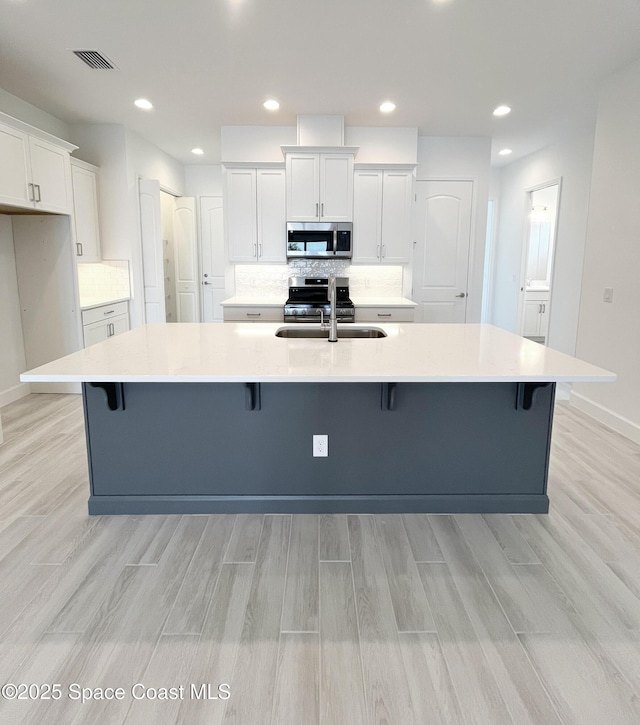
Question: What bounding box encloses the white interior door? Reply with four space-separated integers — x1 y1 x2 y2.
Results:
174 196 199 322
139 178 166 323
200 196 225 322
413 180 473 323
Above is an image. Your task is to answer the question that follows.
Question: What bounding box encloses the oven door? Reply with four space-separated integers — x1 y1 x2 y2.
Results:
286 222 352 259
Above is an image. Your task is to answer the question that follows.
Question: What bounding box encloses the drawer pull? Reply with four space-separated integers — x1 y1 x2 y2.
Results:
103 310 115 316
377 313 392 317
246 312 261 317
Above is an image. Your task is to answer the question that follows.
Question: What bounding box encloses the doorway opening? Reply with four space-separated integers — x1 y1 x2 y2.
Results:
519 182 560 345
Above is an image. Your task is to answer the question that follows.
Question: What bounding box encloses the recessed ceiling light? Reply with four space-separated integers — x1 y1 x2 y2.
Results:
263 99 280 111
493 105 511 117
380 101 396 113
498 148 513 156
191 148 204 155
134 98 153 110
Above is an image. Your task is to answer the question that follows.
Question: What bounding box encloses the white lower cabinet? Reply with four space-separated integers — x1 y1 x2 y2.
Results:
82 301 129 347
355 306 415 323
523 291 550 340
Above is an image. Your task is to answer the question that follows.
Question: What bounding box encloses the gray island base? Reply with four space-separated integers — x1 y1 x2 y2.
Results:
83 380 555 515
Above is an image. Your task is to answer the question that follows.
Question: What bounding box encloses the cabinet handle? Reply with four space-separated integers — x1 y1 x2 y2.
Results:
246 312 261 317
258 243 263 257
377 313 392 317
28 183 35 201
34 184 41 202
253 244 257 257
542 303 546 313
76 243 83 256
321 202 324 217
377 244 381 258
382 244 386 258
316 202 319 217
103 309 115 316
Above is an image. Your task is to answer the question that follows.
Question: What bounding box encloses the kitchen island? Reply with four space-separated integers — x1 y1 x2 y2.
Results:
21 323 614 515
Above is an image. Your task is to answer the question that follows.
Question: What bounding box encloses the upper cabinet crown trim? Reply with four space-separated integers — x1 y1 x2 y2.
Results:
280 145 359 157
0 110 77 153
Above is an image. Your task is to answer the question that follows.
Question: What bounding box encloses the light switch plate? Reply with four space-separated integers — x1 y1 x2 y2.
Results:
603 287 614 303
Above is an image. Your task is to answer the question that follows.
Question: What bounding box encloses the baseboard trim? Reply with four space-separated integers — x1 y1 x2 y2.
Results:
0 382 31 408
570 391 640 445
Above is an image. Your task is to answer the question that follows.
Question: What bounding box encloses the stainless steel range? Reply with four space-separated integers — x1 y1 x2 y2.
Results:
284 276 355 323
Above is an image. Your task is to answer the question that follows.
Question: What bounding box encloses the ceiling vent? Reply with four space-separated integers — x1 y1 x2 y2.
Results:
72 50 117 70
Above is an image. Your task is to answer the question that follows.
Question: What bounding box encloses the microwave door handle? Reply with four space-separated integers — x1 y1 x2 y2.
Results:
333 229 337 255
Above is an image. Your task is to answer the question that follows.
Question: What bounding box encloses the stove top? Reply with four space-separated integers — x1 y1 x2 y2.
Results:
284 276 355 323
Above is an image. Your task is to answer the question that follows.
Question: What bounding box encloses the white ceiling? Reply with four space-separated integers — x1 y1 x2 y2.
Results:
1 0 640 166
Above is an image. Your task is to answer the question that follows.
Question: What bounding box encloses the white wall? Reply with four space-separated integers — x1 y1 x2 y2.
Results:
0 216 28 405
70 123 185 327
491 120 596 356
572 58 640 441
416 137 492 323
0 87 71 142
185 165 224 197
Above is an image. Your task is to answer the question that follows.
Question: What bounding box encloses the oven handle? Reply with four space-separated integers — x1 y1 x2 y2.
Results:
333 228 337 255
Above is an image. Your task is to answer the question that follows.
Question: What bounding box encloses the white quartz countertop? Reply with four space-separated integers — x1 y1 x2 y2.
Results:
220 296 417 308
350 296 417 307
220 297 285 306
21 323 616 384
79 296 131 311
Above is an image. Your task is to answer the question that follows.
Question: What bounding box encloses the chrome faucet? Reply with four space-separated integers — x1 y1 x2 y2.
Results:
328 273 338 342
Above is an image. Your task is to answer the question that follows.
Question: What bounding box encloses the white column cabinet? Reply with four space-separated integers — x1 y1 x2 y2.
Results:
352 169 413 264
0 114 75 214
226 166 286 263
70 158 101 261
285 151 354 221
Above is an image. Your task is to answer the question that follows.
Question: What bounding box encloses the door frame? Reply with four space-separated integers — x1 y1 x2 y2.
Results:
517 178 562 339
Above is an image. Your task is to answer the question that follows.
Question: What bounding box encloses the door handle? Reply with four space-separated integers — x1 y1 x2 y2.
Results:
203 281 212 285
455 293 467 298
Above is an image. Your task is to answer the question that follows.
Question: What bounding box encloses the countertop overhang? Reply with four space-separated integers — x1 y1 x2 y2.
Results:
20 323 616 384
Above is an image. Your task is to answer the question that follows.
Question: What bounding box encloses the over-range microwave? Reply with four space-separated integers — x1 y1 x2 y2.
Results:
286 222 353 259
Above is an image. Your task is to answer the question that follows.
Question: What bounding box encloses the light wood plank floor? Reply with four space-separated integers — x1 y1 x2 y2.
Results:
1 393 640 724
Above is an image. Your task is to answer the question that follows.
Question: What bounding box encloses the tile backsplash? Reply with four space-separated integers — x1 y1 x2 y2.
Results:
235 263 404 298
77 261 131 304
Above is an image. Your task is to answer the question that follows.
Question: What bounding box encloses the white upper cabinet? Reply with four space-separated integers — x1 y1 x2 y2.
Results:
70 158 101 261
0 122 31 207
352 169 413 264
226 166 286 263
256 168 286 263
0 114 75 214
285 151 354 222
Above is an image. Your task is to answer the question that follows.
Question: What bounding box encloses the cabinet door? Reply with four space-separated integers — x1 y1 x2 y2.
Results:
111 314 130 336
352 170 383 263
71 163 101 261
257 169 286 262
523 301 541 337
83 319 110 347
286 153 319 221
381 171 413 264
29 137 72 214
226 169 258 262
539 301 550 339
0 122 32 208
319 154 353 221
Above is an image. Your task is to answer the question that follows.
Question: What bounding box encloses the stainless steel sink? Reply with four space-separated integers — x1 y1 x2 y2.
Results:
275 326 387 339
